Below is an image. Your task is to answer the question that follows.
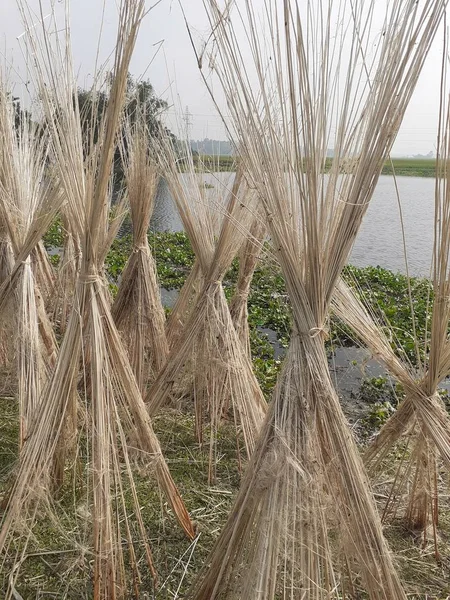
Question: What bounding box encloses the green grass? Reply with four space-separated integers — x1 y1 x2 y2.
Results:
324 157 436 177
191 155 438 177
1 401 450 598
0 404 240 598
190 154 236 172
381 158 436 178
45 225 436 395
2 225 445 597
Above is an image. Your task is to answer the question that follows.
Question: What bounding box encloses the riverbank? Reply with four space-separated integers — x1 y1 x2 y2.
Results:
193 155 437 177
381 158 436 177
102 230 450 598
104 231 433 366
43 225 436 396
0 228 448 597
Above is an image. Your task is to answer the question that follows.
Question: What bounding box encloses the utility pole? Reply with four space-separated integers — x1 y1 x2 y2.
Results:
184 105 192 139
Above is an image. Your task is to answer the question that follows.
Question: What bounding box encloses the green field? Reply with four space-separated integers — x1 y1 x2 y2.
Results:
381 158 436 177
324 157 436 177
193 155 437 177
191 153 236 172
2 229 450 597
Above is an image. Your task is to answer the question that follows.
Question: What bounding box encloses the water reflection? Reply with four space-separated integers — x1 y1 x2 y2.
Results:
350 175 435 277
150 177 183 233
147 174 436 277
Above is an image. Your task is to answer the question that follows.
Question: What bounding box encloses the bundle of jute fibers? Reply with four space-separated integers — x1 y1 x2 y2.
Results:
187 1 446 598
111 115 168 393
165 258 203 348
52 210 82 334
0 217 14 367
0 85 63 450
162 154 228 350
159 149 216 349
331 73 450 542
0 138 64 354
147 137 266 482
0 3 193 598
148 139 222 344
0 218 12 286
332 278 449 544
229 212 266 358
32 240 56 309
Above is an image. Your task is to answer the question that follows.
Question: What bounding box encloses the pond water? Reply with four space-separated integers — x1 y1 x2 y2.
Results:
152 173 441 409
150 174 436 278
350 175 435 277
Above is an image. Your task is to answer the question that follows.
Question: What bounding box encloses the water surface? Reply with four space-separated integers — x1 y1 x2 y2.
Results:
350 175 435 277
151 174 436 277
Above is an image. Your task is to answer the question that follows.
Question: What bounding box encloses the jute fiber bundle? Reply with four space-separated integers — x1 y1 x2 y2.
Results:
147 139 267 481
112 115 168 392
166 258 203 348
0 87 62 449
189 1 446 597
0 3 194 598
160 147 216 348
0 217 14 367
52 211 82 334
229 212 266 358
333 279 449 538
332 75 450 539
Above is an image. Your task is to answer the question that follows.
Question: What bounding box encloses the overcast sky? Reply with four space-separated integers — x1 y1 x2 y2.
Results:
0 0 445 156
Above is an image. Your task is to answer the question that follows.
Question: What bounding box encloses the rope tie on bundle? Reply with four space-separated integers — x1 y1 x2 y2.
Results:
233 290 250 301
294 326 329 342
79 273 101 285
413 389 443 411
133 243 149 254
309 326 329 340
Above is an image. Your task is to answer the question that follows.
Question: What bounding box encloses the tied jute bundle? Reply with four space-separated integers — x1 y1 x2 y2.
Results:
189 0 446 597
330 63 450 543
333 279 450 542
0 86 63 450
147 135 267 481
229 212 266 358
0 4 194 598
0 218 14 367
112 115 168 393
52 211 82 334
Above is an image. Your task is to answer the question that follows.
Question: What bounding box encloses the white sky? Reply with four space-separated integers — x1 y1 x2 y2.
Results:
0 0 445 156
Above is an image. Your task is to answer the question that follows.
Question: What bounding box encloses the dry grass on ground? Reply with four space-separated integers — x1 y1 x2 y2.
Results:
1 395 450 598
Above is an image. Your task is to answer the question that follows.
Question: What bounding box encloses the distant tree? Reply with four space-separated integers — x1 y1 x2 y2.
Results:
77 74 174 145
7 76 175 185
124 76 170 134
76 73 175 184
12 97 32 131
76 87 108 148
